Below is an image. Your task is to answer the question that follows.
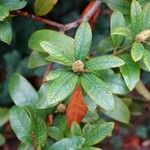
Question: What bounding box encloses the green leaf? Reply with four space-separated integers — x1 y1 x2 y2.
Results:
85 55 125 71
111 27 133 41
48 126 64 140
75 21 92 60
0 20 12 44
9 106 31 144
37 72 78 108
138 0 150 6
28 51 49 68
9 73 38 106
81 147 102 150
28 29 74 55
119 54 140 91
111 11 125 46
34 0 57 16
105 0 130 14
143 49 150 71
0 5 9 21
71 122 82 137
0 107 9 127
45 69 71 81
40 41 74 66
0 0 27 11
96 36 114 53
131 0 143 35
49 136 85 150
83 122 114 146
18 143 34 150
81 73 114 111
131 42 145 61
82 111 99 123
102 96 130 124
143 4 150 29
0 133 5 146
31 115 47 147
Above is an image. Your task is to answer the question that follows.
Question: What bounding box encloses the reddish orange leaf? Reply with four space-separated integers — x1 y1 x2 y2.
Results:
66 85 88 128
81 0 100 27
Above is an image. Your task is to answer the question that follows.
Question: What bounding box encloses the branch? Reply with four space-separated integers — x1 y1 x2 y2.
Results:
11 0 101 32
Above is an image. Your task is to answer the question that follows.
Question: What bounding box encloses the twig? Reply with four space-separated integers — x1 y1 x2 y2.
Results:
11 0 101 32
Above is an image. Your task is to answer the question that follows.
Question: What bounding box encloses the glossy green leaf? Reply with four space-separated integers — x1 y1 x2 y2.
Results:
49 136 85 150
34 0 57 16
28 30 74 55
143 4 150 29
45 69 71 81
71 122 82 137
85 55 125 71
37 72 78 108
48 126 64 140
97 36 114 53
143 49 150 71
75 21 92 60
111 27 133 41
0 133 5 146
0 20 12 44
28 51 49 68
81 73 114 111
0 0 27 11
9 73 38 106
105 0 130 14
102 96 130 124
131 42 145 61
131 0 143 35
83 122 114 146
0 107 9 127
9 106 31 144
31 115 47 147
119 54 140 91
40 41 74 66
0 5 9 21
111 11 125 46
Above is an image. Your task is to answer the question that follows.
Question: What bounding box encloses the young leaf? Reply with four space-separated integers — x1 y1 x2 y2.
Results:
28 30 74 56
131 0 143 35
49 136 85 150
48 126 64 140
131 42 145 61
0 5 9 21
9 106 32 144
71 122 82 137
119 54 140 91
101 96 130 124
0 133 5 146
28 51 49 69
75 21 92 60
83 122 114 146
105 0 130 14
85 55 125 71
111 27 133 41
9 73 38 106
111 11 125 46
143 49 150 71
81 73 114 111
143 4 150 30
0 107 9 127
0 0 27 11
66 85 88 128
31 115 47 147
34 0 57 16
0 20 12 44
96 36 114 53
40 41 74 66
37 72 78 108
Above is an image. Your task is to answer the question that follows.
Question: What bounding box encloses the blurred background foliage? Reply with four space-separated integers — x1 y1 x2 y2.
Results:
1 0 150 149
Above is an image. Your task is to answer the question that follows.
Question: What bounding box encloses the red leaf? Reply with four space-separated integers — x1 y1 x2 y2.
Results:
66 85 88 128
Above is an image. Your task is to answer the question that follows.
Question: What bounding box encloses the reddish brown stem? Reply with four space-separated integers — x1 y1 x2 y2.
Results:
11 0 101 32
